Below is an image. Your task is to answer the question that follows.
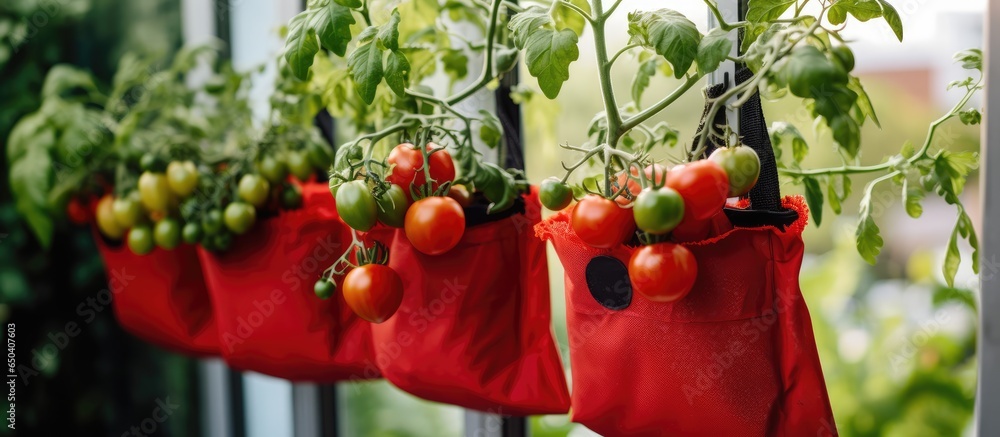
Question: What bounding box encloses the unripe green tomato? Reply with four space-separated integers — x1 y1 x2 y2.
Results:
138 171 171 212
154 217 182 250
708 146 761 197
335 180 378 231
127 225 155 255
633 187 685 235
202 209 224 234
182 222 203 244
166 161 199 198
112 196 143 228
224 202 257 235
287 151 314 181
257 155 289 184
832 45 855 72
140 153 166 172
238 174 271 207
376 184 409 228
212 231 233 252
539 177 573 211
314 280 335 299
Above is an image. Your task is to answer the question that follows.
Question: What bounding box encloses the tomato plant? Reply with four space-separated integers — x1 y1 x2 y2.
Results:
629 243 698 303
404 196 466 255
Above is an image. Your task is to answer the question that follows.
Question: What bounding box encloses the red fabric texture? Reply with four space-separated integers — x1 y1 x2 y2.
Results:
198 182 378 382
94 236 220 356
368 189 571 415
536 196 837 437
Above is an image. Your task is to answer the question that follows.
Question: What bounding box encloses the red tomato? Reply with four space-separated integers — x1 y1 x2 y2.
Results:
670 217 713 243
343 264 404 323
387 142 456 199
571 195 636 249
629 242 698 302
404 196 465 255
612 164 668 205
66 198 91 225
666 160 729 221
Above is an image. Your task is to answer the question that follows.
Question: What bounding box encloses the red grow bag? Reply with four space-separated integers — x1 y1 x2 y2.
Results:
94 236 220 356
198 182 378 382
369 189 571 415
536 197 836 436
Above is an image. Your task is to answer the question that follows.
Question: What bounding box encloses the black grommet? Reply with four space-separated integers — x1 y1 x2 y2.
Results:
585 256 632 310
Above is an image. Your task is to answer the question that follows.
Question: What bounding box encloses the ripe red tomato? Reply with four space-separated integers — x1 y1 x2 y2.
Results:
666 160 729 221
404 196 465 255
670 217 713 243
571 195 636 249
66 198 91 225
612 164 667 205
342 264 404 323
387 142 456 199
629 242 698 302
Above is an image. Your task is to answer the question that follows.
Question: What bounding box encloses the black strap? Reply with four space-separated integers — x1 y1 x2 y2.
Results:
495 53 525 172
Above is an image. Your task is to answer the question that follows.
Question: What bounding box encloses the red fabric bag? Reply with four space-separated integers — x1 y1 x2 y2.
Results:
198 182 378 382
368 189 571 415
94 237 220 356
535 69 837 436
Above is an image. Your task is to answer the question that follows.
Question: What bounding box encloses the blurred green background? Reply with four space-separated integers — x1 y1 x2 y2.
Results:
0 0 980 436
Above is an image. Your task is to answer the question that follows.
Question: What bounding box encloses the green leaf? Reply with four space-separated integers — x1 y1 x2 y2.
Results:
508 6 553 49
384 50 411 96
960 210 980 273
697 27 732 75
10 144 55 247
903 178 924 218
769 121 808 163
522 28 580 99
955 49 983 72
959 108 981 125
827 174 851 215
478 110 502 149
746 0 796 23
652 122 679 148
830 113 861 158
847 76 881 127
856 187 884 264
627 9 701 79
944 225 961 287
829 0 883 26
41 65 98 99
347 42 384 104
284 13 320 80
803 176 824 226
441 49 469 80
376 9 401 52
552 0 591 36
312 0 356 56
333 0 361 8
932 151 978 204
876 0 904 41
631 59 657 107
827 178 842 215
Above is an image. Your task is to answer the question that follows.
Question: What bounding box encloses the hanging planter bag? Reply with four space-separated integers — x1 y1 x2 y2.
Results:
94 236 220 357
535 71 837 436
369 189 571 416
198 182 378 382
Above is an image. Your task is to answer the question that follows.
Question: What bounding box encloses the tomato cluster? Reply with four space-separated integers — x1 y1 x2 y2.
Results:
540 146 761 303
313 242 404 324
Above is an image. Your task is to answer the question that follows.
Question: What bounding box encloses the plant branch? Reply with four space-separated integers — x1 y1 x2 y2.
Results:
591 0 623 147
620 74 703 134
608 43 641 69
603 0 624 18
558 0 595 24
444 0 505 106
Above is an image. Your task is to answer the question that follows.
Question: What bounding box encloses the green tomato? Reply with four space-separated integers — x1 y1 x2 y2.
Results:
781 45 848 98
211 231 233 252
287 151 314 181
633 187 685 235
314 279 335 299
153 217 182 250
182 222 203 244
539 177 573 211
257 155 289 184
238 174 271 207
335 180 378 231
112 196 143 228
832 45 855 73
281 184 304 209
127 225 155 255
709 146 761 197
224 202 257 235
138 171 171 213
202 209 224 234
166 161 199 198
376 184 409 228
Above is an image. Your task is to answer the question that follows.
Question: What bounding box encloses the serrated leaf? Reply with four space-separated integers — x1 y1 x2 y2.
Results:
830 114 861 158
955 49 983 72
847 76 881 127
932 151 978 203
508 6 552 49
377 9 401 51
959 108 981 125
312 0 355 56
631 59 657 107
769 121 808 162
903 178 924 218
829 0 883 26
856 188 884 264
746 0 795 23
347 42 384 104
384 50 410 96
522 28 579 99
876 0 903 42
697 27 732 75
653 122 679 148
478 110 502 149
552 0 591 36
284 13 320 80
947 77 975 90
803 176 824 226
627 9 701 79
